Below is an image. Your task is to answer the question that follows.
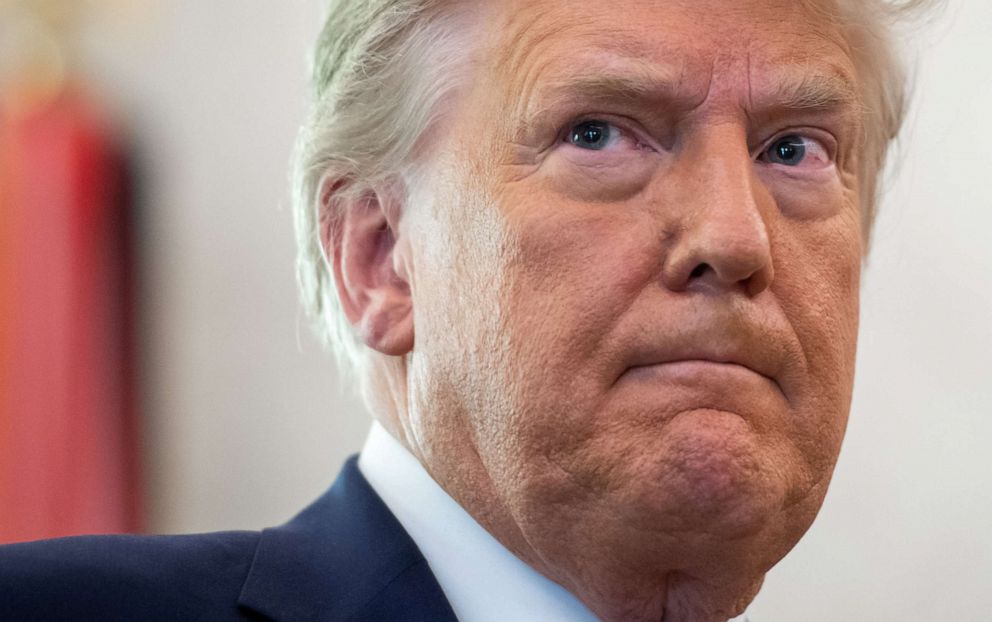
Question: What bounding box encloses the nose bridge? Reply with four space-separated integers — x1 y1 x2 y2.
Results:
685 123 760 224
661 122 774 295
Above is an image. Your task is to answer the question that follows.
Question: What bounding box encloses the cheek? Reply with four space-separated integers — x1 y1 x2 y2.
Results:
774 204 863 471
406 183 512 417
497 190 661 382
462 189 668 475
786 210 862 372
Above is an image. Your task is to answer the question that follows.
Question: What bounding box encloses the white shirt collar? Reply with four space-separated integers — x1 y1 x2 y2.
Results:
358 421 750 622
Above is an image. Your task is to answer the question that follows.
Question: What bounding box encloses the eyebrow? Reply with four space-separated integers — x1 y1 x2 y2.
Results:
526 59 691 116
760 66 862 114
522 55 862 124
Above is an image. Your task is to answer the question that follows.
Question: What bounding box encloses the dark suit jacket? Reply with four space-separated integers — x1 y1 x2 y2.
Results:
0 456 458 621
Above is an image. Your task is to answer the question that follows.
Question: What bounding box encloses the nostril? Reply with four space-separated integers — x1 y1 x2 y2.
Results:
689 263 709 279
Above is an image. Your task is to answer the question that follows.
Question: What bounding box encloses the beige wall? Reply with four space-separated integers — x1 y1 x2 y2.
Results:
77 1 991 620
79 0 370 534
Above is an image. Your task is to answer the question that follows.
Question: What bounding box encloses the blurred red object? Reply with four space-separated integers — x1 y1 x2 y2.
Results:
0 88 141 543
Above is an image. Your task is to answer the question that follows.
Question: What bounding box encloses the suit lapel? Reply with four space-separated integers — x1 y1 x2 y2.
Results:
237 456 457 621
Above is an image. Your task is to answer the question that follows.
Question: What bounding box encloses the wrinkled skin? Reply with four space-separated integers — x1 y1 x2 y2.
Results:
331 1 865 620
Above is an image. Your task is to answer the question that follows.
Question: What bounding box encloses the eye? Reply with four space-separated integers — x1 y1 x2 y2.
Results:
568 120 619 151
761 135 831 169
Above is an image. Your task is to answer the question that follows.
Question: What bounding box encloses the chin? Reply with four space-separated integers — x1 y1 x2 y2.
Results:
623 408 792 539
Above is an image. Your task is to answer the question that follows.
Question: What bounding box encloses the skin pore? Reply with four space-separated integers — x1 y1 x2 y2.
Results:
329 1 866 620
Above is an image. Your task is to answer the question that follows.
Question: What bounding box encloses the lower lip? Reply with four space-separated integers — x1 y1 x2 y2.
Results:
622 360 775 388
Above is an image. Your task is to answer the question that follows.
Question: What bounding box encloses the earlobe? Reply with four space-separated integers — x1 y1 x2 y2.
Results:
320 179 415 357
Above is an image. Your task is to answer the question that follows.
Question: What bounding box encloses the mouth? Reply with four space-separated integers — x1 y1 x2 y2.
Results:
623 358 784 396
612 307 801 402
617 327 793 400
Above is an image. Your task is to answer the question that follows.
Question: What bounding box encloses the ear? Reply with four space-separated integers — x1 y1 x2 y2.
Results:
320 178 414 356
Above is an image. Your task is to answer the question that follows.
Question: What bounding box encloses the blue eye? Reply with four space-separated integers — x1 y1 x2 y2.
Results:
569 121 612 150
766 136 807 166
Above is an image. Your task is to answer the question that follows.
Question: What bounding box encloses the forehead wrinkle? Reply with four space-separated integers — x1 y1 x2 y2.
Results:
524 56 689 118
493 26 576 142
482 0 864 150
491 1 572 94
487 3 705 126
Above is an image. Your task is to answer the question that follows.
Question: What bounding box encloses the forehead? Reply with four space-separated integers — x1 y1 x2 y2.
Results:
477 0 859 113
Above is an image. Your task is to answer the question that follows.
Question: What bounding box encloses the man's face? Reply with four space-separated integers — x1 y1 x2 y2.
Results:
402 0 863 614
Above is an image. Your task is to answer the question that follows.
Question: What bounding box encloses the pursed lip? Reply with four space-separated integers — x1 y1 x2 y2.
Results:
618 325 792 397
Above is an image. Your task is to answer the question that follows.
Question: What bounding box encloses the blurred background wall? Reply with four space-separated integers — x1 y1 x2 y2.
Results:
0 1 989 621
0 0 368 538
70 0 372 537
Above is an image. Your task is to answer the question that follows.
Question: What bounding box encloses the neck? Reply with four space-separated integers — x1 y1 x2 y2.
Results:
526 552 762 622
421 466 763 622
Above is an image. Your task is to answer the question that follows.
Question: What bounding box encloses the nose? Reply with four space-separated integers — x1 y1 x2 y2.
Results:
661 127 774 297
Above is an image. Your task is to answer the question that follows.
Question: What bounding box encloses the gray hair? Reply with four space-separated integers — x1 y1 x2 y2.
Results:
292 0 940 375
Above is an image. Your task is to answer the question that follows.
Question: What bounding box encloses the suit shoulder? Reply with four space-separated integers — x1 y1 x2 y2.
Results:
0 531 262 621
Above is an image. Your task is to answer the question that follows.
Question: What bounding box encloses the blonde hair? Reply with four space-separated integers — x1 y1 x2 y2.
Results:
292 0 463 371
799 0 942 239
292 0 940 373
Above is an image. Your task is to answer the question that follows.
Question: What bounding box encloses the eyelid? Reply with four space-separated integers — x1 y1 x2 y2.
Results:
559 114 657 151
754 128 837 162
